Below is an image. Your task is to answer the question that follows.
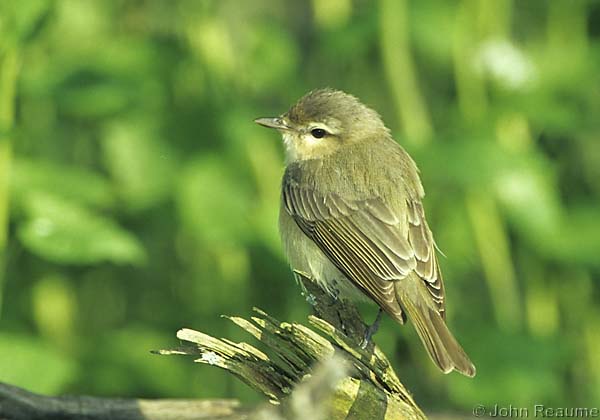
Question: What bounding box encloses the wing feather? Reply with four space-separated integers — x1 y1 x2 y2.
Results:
283 180 446 317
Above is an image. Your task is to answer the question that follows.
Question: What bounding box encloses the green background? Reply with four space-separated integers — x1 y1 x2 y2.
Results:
1 0 599 415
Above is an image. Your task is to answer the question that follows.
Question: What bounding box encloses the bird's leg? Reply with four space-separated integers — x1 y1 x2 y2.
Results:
294 272 362 338
360 308 383 349
336 304 348 336
293 270 318 306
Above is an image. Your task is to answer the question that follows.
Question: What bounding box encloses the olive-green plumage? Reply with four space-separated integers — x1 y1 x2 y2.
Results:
255 88 476 377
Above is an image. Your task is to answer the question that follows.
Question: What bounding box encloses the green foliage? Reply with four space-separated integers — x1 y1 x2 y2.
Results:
1 0 599 412
102 121 177 211
177 157 252 245
0 332 77 394
11 159 114 209
17 192 146 265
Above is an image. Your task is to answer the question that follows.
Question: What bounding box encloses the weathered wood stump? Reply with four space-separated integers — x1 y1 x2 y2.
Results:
158 275 426 419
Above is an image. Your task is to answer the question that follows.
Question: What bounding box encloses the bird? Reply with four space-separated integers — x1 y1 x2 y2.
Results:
255 88 476 377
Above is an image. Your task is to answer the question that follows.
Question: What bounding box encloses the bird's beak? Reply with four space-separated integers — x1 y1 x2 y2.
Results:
254 117 290 130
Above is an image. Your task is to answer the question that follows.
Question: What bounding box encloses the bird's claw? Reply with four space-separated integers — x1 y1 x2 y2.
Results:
360 324 376 349
360 308 383 349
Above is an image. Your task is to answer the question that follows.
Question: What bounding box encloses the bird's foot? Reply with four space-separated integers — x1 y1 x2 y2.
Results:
336 310 348 336
293 270 318 305
360 308 383 349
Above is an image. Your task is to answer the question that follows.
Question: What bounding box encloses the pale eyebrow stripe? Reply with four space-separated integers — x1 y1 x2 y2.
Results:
306 122 339 135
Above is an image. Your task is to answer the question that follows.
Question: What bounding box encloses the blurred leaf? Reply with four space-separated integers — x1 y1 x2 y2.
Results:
494 154 562 245
11 158 115 210
58 80 133 118
17 192 146 265
522 92 586 135
186 17 236 78
21 39 161 100
315 6 375 65
222 109 283 254
545 205 600 266
102 121 177 212
411 0 456 64
417 136 506 189
177 156 251 245
0 0 51 45
87 326 198 397
434 198 478 276
448 330 566 407
496 156 600 266
53 0 110 49
32 274 77 341
240 25 299 92
312 0 352 29
0 332 77 394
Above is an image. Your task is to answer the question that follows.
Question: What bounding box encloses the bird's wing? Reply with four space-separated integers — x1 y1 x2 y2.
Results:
282 179 445 320
406 198 445 317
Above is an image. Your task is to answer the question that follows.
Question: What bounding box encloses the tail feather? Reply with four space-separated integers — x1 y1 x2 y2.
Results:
401 296 476 377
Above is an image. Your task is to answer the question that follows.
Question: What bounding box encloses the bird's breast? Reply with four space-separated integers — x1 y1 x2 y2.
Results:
278 201 368 302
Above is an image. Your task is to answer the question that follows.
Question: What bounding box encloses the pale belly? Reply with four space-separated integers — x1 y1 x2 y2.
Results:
279 205 369 302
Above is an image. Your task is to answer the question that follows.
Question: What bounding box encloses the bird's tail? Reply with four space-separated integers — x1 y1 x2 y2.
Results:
397 287 476 377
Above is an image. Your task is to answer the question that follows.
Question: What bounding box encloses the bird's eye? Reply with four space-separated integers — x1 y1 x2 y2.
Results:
310 128 327 139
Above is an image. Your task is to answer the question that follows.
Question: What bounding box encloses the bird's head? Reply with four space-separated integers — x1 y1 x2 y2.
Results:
255 88 389 162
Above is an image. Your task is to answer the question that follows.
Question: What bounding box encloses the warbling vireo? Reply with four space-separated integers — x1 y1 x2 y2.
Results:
255 88 475 377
